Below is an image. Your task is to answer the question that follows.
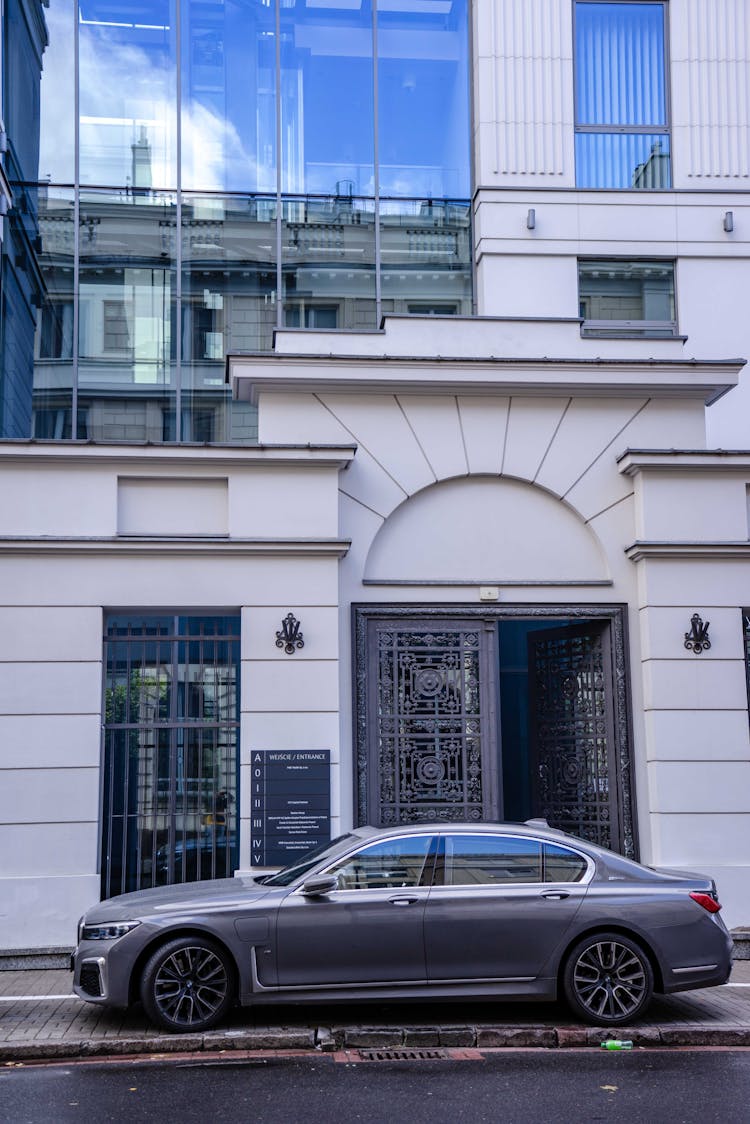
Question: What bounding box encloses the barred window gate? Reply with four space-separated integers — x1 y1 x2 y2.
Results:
101 613 240 898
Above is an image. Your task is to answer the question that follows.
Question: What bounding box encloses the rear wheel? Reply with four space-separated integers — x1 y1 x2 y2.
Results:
140 937 235 1032
563 932 654 1025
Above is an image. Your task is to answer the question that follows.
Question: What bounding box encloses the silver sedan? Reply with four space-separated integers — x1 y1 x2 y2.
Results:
72 822 732 1032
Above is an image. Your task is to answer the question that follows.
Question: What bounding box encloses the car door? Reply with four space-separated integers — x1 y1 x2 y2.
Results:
274 833 436 988
424 833 590 981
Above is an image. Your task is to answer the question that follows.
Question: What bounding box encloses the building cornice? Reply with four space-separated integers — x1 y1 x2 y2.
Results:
0 537 352 558
0 441 356 470
619 450 750 475
229 354 743 407
625 541 750 562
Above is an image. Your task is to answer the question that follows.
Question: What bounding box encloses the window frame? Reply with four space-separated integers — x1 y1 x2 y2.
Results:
305 832 438 893
578 256 678 337
573 0 672 190
433 832 595 888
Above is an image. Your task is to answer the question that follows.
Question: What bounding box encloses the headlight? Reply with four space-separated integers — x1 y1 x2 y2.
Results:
80 921 141 942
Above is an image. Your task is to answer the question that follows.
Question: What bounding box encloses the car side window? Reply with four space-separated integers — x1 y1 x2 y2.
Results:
326 836 434 890
444 835 542 886
543 842 588 883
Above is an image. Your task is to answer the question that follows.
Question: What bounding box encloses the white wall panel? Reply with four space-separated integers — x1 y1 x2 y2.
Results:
0 875 100 948
639 606 745 662
648 760 750 813
241 606 339 661
474 0 574 186
502 397 569 481
642 657 747 711
0 823 98 876
0 714 102 769
644 708 750 762
241 659 339 714
457 396 510 474
0 768 100 824
397 396 469 481
673 0 750 184
0 607 101 662
0 662 102 716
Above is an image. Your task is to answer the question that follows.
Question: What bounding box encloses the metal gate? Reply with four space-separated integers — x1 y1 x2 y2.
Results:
528 621 620 851
354 606 636 857
101 613 240 898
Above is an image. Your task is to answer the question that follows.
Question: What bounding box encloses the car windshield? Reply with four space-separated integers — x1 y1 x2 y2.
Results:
261 834 357 887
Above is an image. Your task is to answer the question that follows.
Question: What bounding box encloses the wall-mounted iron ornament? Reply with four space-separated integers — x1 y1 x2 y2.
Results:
684 613 710 654
276 612 304 655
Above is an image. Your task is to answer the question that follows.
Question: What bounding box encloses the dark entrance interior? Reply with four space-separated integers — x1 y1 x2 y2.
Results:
355 606 636 858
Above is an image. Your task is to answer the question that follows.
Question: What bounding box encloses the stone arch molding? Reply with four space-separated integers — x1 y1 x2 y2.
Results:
363 475 609 584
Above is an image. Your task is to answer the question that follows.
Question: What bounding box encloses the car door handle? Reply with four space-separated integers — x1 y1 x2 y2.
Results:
541 890 570 900
388 896 419 906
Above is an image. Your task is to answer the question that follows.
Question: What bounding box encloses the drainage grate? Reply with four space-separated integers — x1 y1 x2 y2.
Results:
358 1048 449 1062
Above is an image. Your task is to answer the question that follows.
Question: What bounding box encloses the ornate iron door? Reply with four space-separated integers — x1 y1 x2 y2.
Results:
366 619 499 825
528 622 621 851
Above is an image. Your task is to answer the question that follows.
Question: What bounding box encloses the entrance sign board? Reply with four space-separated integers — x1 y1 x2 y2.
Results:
251 750 331 867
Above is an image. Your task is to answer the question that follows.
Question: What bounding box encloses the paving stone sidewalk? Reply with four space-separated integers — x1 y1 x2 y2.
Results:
1 961 749 1061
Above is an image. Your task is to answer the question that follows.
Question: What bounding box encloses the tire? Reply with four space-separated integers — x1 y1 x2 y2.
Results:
563 932 654 1026
140 936 235 1032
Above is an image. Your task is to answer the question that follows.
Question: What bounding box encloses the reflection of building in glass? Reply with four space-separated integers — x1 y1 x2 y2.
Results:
3 0 473 443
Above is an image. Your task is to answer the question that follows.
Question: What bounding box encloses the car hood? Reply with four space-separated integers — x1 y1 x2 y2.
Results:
83 876 274 923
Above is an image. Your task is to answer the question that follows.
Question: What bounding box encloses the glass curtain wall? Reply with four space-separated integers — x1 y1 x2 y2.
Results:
7 0 471 444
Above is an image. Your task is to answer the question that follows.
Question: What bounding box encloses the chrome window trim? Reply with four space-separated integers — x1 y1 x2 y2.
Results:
291 831 438 895
437 831 595 889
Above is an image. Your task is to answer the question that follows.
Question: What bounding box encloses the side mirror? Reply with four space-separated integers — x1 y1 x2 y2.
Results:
301 874 338 897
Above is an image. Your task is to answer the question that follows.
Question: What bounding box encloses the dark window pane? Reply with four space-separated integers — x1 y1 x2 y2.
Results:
576 134 670 189
280 0 374 196
181 0 276 192
378 0 470 198
579 258 675 335
445 835 542 885
79 1 176 188
575 2 667 126
575 2 669 189
544 843 588 883
329 836 433 890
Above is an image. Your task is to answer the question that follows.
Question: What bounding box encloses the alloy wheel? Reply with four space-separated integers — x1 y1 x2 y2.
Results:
142 939 233 1031
565 935 653 1024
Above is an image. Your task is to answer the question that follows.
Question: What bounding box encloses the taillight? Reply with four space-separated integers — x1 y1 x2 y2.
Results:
689 891 722 914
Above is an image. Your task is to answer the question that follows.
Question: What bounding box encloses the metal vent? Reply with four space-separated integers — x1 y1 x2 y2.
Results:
79 962 102 998
358 1048 448 1062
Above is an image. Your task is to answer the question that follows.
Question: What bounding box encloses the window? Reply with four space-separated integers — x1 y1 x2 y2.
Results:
101 613 240 898
444 835 543 885
327 835 434 890
578 259 676 336
575 2 670 188
543 843 588 883
102 299 132 353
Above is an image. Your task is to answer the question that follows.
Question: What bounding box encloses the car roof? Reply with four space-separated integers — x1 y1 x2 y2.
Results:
353 821 586 845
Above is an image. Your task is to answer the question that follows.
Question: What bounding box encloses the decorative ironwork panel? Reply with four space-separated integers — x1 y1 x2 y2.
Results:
101 614 240 898
370 624 497 825
529 623 619 850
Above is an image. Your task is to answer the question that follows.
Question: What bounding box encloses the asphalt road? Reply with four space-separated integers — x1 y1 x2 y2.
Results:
2 1049 750 1124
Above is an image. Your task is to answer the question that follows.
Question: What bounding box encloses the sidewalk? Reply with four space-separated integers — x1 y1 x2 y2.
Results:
1 961 749 1061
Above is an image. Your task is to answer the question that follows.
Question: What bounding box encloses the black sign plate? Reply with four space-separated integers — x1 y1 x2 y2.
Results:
251 750 331 867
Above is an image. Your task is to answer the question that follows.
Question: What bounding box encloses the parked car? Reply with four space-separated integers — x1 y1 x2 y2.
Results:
71 822 732 1032
153 836 234 886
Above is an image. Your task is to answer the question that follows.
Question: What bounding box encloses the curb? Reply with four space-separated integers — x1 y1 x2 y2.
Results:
3 1023 750 1062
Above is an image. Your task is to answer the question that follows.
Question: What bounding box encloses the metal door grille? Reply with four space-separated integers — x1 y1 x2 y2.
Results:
367 621 498 825
101 613 240 898
528 622 619 850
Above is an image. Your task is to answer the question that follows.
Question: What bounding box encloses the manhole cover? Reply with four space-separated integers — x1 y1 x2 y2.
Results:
358 1048 449 1062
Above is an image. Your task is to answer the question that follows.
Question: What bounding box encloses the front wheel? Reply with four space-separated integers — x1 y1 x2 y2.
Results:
563 932 654 1026
140 937 235 1032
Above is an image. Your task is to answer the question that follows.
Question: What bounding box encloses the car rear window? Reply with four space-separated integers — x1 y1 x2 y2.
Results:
543 842 588 883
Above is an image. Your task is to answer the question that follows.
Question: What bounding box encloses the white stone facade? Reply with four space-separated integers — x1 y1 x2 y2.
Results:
2 0 750 949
